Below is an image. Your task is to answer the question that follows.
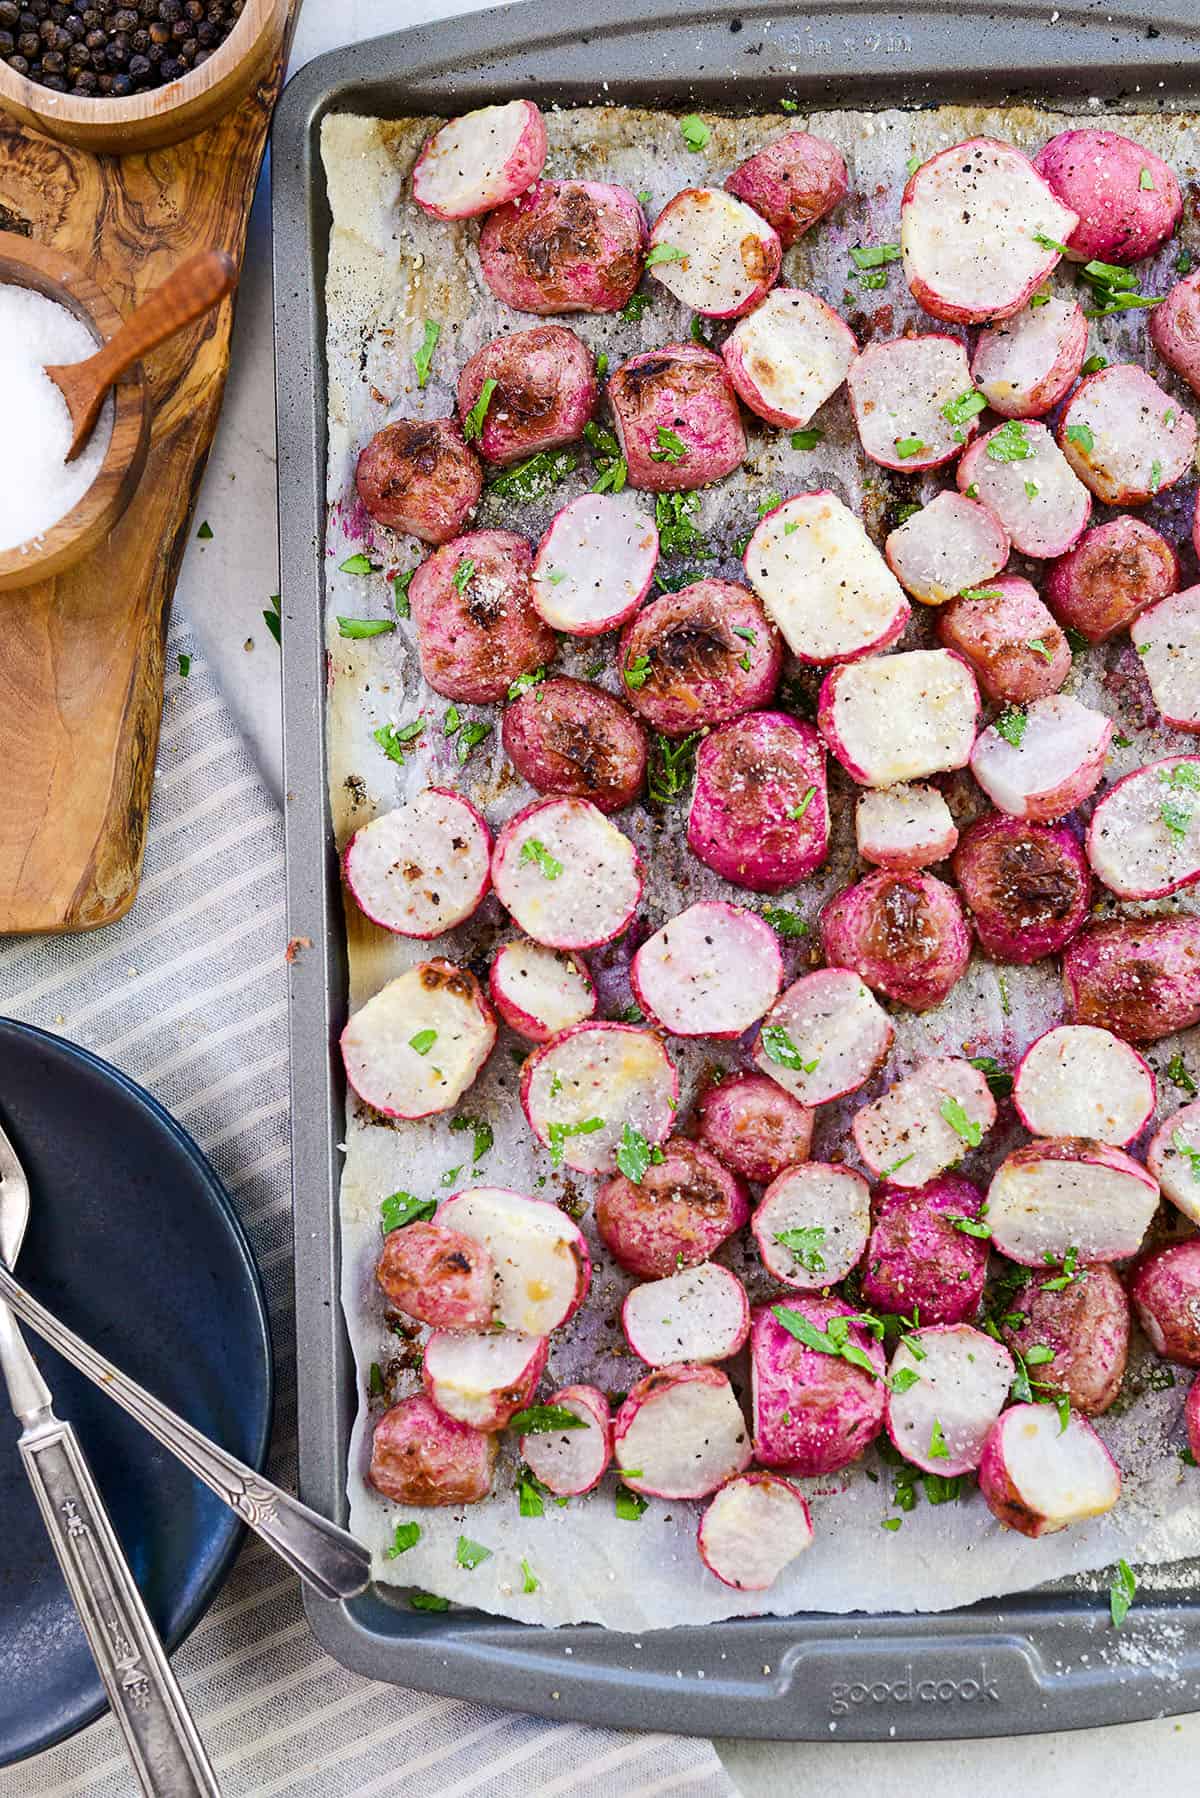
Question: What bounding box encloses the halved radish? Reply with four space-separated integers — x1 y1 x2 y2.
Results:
687 712 829 892
597 1139 748 1278
621 1263 750 1366
819 649 979 788
721 287 857 427
695 1074 814 1186
520 1022 677 1175
1058 365 1197 505
953 813 1091 964
343 789 492 940
751 1163 870 1289
531 494 658 636
862 1177 989 1327
518 1384 612 1497
341 961 496 1120
969 693 1112 822
822 870 970 1011
936 575 1071 706
978 1404 1120 1537
957 420 1091 559
847 335 980 471
986 1139 1159 1265
853 1056 996 1189
412 99 547 220
613 1363 752 1498
1087 757 1200 900
745 491 910 665
885 1325 1014 1476
438 1187 591 1335
422 1328 547 1430
970 297 1088 419
630 900 783 1039
884 491 1010 607
1064 916 1200 1044
753 968 894 1107
376 1221 494 1331
1147 1100 1200 1226
1130 585 1200 734
1190 1375 1200 1467
488 939 596 1043
901 138 1078 325
751 1297 885 1475
369 1396 497 1508
490 797 642 950
1047 517 1180 646
697 1472 813 1591
1013 1025 1155 1147
647 187 782 318
855 783 958 871
1130 1240 1200 1366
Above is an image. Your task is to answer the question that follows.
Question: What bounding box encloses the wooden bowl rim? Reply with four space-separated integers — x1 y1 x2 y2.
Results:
0 234 147 589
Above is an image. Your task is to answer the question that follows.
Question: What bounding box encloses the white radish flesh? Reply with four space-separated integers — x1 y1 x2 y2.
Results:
721 287 857 427
970 297 1087 418
343 789 491 939
818 650 979 787
438 1187 590 1335
986 1142 1159 1265
754 968 893 1107
752 1163 870 1289
647 187 781 318
614 1364 752 1498
1148 1101 1200 1226
491 798 642 950
853 1057 996 1189
1014 1025 1155 1146
698 1473 813 1591
1059 365 1196 504
631 900 783 1038
978 1403 1120 1537
855 783 958 871
521 1022 677 1175
1087 757 1200 900
885 1326 1014 1476
969 694 1112 822
884 491 1009 606
422 1328 547 1429
957 420 1091 559
745 491 910 664
518 1385 612 1496
621 1263 750 1366
847 335 980 471
532 495 658 635
489 939 595 1043
412 100 546 219
341 962 495 1120
1131 585 1200 733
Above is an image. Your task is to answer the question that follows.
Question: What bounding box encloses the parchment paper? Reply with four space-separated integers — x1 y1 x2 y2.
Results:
322 101 1200 1628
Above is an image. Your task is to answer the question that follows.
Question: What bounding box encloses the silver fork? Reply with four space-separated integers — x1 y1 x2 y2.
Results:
0 1115 221 1797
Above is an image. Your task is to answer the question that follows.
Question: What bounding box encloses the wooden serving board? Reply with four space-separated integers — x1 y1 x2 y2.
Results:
0 0 297 934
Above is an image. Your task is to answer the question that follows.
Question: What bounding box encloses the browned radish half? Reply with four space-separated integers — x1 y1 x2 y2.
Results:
518 1384 612 1497
520 1022 677 1176
818 650 979 786
438 1186 590 1335
502 677 648 814
969 694 1112 821
986 1139 1159 1265
724 130 848 246
753 967 894 1107
1130 1241 1200 1366
376 1221 495 1331
952 813 1092 964
687 712 829 892
745 491 910 665
457 326 597 467
696 1074 814 1186
1013 1025 1155 1145
341 961 496 1120
412 99 547 219
861 1177 988 1326
1087 756 1200 900
631 900 783 1039
970 297 1087 418
1191 1376 1200 1466
884 491 1009 607
698 1472 814 1591
1151 268 1200 397
1064 915 1200 1043
1130 585 1200 733
343 789 492 940
721 288 857 427
613 1364 752 1498
821 871 971 1011
621 1263 750 1366
1058 364 1197 504
647 187 782 318
853 1056 996 1189
957 420 1091 559
607 343 746 493
478 180 648 316
999 1262 1129 1418
356 418 482 546
885 1325 1014 1476
751 1163 870 1289
1147 1100 1200 1225
847 335 980 471
410 528 556 704
936 575 1071 705
751 1297 885 1476
855 783 958 872
531 494 658 636
488 939 596 1043
617 580 783 739
901 138 1078 324
422 1328 548 1430
1045 516 1179 645
491 797 642 949
596 1140 749 1279
1034 128 1182 264
978 1404 1120 1537
369 1396 497 1507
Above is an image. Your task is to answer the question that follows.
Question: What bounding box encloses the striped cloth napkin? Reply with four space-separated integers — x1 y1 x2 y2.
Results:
0 624 733 1798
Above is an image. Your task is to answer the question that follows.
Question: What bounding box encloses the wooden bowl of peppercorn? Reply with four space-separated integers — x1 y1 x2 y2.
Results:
0 0 284 153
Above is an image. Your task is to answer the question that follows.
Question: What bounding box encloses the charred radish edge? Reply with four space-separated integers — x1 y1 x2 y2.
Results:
340 961 496 1121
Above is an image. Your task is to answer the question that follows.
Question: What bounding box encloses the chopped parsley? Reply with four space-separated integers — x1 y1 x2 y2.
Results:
339 552 377 575
959 587 1001 601
616 1484 649 1520
1110 1557 1137 1629
510 1404 588 1435
455 1536 492 1570
584 420 627 494
648 731 701 805
507 667 546 701
790 428 823 451
413 319 440 388
452 558 475 594
196 519 213 540
650 425 687 464
995 704 1028 748
1171 1129 1200 1182
409 1029 437 1056
338 616 395 638
462 377 497 441
1080 259 1163 318
519 838 563 880
615 1123 666 1185
618 290 653 324
1033 232 1070 254
774 1226 826 1274
986 419 1033 463
679 114 710 151
178 653 191 676
490 448 578 501
942 389 986 428
264 593 282 644
1041 1246 1084 1292
787 786 817 820
849 243 901 270
624 653 652 690
1161 799 1193 841
771 1303 879 1379
655 490 706 556
969 1055 1013 1100
1065 422 1094 453
521 1558 539 1594
380 1191 436 1232
384 1522 421 1558
450 1115 494 1162
1027 637 1052 662
645 242 687 267
894 436 927 459
1165 1053 1198 1099
1080 354 1108 376
882 1153 914 1178
889 1365 921 1394
949 1212 992 1239
1025 1344 1055 1366
940 1095 983 1147
928 1419 949 1460
454 720 492 765
1139 167 1155 191
762 903 809 936
1150 458 1163 493
760 1026 819 1075
373 719 425 765
547 1117 604 1167
409 1592 450 1612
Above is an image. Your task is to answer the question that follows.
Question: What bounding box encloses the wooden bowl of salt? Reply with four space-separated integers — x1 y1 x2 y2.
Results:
0 235 148 592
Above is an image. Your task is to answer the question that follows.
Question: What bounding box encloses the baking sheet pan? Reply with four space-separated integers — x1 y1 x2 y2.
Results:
272 0 1200 1738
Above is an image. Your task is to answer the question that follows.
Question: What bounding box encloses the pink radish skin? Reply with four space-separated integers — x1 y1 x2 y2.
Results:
751 1297 886 1476
478 179 647 315
953 814 1091 964
621 1263 750 1367
412 98 546 220
502 677 647 814
521 1023 677 1177
724 131 848 246
1063 915 1200 1043
376 1221 495 1331
457 326 597 466
1033 128 1182 264
969 694 1112 823
1131 586 1200 734
936 575 1071 705
722 288 857 428
618 581 782 737
422 1328 548 1430
1188 1376 1200 1465
687 712 829 892
1045 516 1179 645
595 1138 749 1279
488 939 596 1043
437 1187 591 1336
1087 756 1200 900
901 138 1078 325
885 1325 1014 1476
341 960 496 1121
1130 1241 1200 1367
746 491 910 666
820 871 971 1012
369 1396 497 1507
978 1404 1120 1537
531 494 657 636
519 1385 612 1497
490 797 642 950
696 1074 814 1185
409 528 556 704
753 968 894 1108
957 420 1091 559
608 343 747 492
846 334 980 471
343 789 492 940
970 296 1088 418
355 418 482 546
1147 1100 1200 1225
861 1177 990 1327
1058 364 1197 505
632 900 783 1039
855 784 958 872
987 1139 1159 1266
884 491 1010 607
999 1262 1130 1417
853 1058 997 1190
698 1472 814 1592
647 187 782 318
818 650 979 787
752 1163 871 1290
614 1364 753 1499
1013 1024 1155 1145
1149 269 1200 397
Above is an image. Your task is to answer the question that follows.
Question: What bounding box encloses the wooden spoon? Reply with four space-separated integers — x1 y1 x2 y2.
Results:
45 249 237 462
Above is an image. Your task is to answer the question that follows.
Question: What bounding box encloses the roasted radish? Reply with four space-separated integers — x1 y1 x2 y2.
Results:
969 693 1112 822
618 580 782 736
969 297 1087 418
491 797 642 949
721 288 857 428
422 1327 547 1430
409 528 556 703
885 1325 1013 1476
631 900 783 1038
818 650 979 787
952 813 1092 963
595 1138 748 1278
457 326 597 466
986 1139 1159 1266
343 789 492 940
1045 516 1179 645
1188 1375 1200 1466
861 1176 990 1326
647 187 782 318
855 784 958 872
698 1472 814 1591
1130 1241 1200 1367
753 968 895 1108
478 178 647 315
724 130 848 246
437 1186 591 1335
884 491 1009 607
936 576 1071 705
821 871 971 1011
1147 1100 1200 1225
687 711 829 891
412 98 546 219
847 335 980 471
502 677 647 813
999 1262 1130 1417
1130 586 1200 734
746 491 910 665
751 1163 871 1289
1058 365 1196 505
341 961 496 1120
1033 128 1182 263
1013 1025 1155 1145
621 1263 750 1366
614 1364 752 1498
488 939 596 1043
376 1221 495 1331
978 1404 1120 1537
521 1022 677 1176
608 343 747 492
355 418 482 545
1064 915 1200 1043
531 494 657 636
751 1298 885 1476
696 1074 814 1185
1149 268 1200 397
957 419 1091 559
1087 757 1200 900
518 1384 612 1497
854 1057 996 1190
369 1396 497 1507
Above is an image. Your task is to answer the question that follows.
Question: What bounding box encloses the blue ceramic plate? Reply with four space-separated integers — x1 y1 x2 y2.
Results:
0 1019 273 1766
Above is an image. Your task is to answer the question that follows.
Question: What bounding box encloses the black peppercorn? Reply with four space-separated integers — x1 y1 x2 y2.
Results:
3 0 239 93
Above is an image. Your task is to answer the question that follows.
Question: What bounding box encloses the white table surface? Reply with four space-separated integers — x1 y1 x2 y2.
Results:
178 2 1200 1788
